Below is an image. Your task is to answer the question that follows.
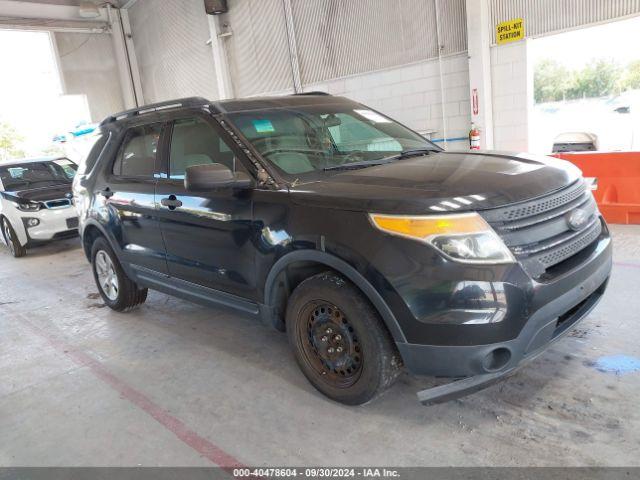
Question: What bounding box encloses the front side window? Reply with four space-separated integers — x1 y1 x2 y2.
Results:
168 117 236 180
0 160 77 191
113 124 162 177
227 104 438 179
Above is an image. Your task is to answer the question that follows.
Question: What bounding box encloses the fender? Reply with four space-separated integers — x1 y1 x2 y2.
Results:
263 249 407 343
80 218 123 259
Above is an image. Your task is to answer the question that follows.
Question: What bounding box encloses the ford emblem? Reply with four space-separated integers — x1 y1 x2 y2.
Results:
566 208 589 231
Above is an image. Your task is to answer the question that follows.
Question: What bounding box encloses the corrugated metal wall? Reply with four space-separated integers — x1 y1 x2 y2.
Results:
224 0 294 97
489 0 640 43
54 32 124 121
217 0 467 97
128 0 218 104
291 0 467 87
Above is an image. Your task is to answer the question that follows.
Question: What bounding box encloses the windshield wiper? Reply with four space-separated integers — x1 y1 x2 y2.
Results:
383 148 437 162
323 159 395 171
322 148 439 171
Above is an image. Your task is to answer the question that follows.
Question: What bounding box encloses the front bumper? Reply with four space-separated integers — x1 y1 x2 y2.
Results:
395 225 612 384
20 207 79 246
416 268 608 404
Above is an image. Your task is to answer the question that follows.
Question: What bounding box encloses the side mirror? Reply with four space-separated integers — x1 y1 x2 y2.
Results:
185 163 253 191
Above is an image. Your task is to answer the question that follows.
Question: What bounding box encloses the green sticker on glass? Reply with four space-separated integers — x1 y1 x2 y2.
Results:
253 119 275 133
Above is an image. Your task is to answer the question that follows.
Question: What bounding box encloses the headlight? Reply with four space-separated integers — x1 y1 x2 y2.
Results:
11 200 42 212
369 212 515 264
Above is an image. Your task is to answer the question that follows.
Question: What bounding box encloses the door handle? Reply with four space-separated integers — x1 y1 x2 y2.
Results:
99 187 114 199
161 195 183 210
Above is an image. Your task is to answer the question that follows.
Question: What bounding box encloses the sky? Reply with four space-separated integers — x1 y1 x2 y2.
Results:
530 15 640 69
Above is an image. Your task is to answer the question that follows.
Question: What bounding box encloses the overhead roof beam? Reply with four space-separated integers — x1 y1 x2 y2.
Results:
0 0 109 24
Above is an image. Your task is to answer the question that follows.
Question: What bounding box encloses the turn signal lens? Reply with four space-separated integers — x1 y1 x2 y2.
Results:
370 213 489 238
369 213 515 264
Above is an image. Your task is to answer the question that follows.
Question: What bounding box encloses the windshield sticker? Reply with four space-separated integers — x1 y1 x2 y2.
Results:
8 167 26 178
354 109 391 124
253 119 275 133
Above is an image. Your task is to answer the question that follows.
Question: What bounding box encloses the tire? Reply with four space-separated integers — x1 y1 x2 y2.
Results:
286 271 402 405
91 237 147 312
2 218 27 258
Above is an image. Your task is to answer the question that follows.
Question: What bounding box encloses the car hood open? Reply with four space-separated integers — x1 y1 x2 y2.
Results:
288 151 582 214
2 184 73 203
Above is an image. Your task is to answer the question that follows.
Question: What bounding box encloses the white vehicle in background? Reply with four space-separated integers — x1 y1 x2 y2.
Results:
0 157 79 258
552 132 599 153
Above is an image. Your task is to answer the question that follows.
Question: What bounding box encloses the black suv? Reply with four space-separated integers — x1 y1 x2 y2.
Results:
74 94 612 405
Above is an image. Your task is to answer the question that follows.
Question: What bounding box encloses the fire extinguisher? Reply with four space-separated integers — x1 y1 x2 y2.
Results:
469 123 480 150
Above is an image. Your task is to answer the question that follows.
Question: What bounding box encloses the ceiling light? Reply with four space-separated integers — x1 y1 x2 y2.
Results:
78 1 100 19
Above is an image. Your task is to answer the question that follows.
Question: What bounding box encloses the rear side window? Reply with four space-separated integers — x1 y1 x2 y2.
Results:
113 124 162 177
77 132 108 175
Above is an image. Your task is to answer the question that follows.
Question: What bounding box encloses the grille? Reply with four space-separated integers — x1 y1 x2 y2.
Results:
483 180 587 222
45 199 72 209
482 180 602 278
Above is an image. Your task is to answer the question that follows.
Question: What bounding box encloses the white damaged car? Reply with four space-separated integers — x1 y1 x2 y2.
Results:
0 157 79 257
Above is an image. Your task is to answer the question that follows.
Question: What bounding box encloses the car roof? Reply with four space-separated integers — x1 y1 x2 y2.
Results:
100 93 359 127
1 157 70 167
212 93 357 114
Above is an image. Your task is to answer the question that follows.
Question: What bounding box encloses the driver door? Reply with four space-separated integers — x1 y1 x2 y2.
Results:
155 116 257 300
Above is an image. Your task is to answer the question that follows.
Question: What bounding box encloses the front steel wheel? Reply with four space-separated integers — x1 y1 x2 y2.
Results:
287 272 402 405
298 302 363 389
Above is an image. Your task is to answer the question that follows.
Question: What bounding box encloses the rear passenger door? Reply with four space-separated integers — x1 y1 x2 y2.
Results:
105 122 168 274
155 116 257 300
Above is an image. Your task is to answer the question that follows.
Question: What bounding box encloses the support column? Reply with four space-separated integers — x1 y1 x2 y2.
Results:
207 15 234 100
109 6 144 108
465 0 494 149
282 0 303 93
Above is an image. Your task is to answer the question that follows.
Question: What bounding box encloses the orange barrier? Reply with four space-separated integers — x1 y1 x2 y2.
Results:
552 151 640 225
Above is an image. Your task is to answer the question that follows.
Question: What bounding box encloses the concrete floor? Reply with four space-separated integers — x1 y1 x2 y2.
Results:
0 225 639 467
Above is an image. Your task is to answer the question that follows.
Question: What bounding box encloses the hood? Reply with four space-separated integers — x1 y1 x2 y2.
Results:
288 151 582 214
2 183 73 203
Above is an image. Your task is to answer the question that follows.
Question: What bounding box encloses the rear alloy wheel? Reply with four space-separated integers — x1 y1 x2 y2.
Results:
286 272 402 405
2 218 26 258
95 250 119 301
91 237 147 312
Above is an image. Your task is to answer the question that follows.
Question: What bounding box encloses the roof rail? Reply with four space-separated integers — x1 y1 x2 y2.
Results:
290 91 332 96
100 97 210 126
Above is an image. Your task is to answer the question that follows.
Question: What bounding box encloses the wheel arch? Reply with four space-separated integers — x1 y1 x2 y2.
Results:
263 250 407 343
81 220 115 262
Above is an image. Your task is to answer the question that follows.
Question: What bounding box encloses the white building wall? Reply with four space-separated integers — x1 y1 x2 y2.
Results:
490 41 531 151
54 32 124 122
304 53 471 148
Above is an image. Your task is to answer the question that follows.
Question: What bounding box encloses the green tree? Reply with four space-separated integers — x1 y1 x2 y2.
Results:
0 122 25 161
534 59 572 103
621 60 640 91
566 59 620 99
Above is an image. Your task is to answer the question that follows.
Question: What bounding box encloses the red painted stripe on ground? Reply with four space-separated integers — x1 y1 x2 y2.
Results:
614 261 640 269
21 318 247 471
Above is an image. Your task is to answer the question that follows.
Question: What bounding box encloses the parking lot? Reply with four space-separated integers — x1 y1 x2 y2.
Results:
1 225 638 467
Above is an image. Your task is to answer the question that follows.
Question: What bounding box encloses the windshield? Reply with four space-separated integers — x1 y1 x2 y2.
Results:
227 104 440 180
0 159 77 191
